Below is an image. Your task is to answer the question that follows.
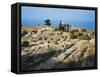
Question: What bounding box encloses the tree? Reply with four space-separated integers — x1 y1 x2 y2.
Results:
44 19 51 26
59 20 62 27
59 20 64 31
66 24 71 31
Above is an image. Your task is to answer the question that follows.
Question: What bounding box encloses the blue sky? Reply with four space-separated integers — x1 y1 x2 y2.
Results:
21 6 95 30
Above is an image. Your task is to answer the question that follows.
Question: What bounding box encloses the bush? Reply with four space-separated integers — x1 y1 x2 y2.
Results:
91 30 95 35
59 25 65 31
48 41 50 43
22 41 29 47
89 30 95 38
80 28 87 32
51 38 54 40
54 24 70 32
57 39 60 41
65 36 67 39
50 33 54 35
22 31 28 36
55 41 59 45
54 27 59 31
54 25 67 31
78 32 83 37
39 37 42 40
79 34 91 40
70 31 79 39
70 33 78 39
44 37 47 40
70 29 79 34
65 29 69 32
32 30 37 34
61 36 64 38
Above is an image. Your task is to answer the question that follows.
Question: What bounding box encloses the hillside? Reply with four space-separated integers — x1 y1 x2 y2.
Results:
21 26 95 71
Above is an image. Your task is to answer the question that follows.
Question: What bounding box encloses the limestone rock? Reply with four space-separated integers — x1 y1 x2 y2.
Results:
21 26 95 71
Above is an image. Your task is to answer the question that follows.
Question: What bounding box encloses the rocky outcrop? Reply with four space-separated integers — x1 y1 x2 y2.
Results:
21 26 95 71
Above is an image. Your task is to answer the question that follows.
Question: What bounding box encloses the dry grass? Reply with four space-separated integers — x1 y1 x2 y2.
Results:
22 26 43 31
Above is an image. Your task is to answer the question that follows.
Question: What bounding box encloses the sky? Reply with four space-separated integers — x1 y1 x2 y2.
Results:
21 6 95 30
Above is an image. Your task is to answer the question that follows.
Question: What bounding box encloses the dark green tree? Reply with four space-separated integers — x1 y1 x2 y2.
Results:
44 19 51 26
59 20 62 27
59 20 64 31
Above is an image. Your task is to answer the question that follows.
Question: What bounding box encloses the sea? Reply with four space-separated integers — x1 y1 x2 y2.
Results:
22 20 95 30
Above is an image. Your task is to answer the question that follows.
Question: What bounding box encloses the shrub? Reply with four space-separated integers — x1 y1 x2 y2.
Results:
63 36 67 41
70 29 79 34
70 34 78 39
55 41 59 45
91 30 95 35
22 31 28 36
89 30 95 38
48 41 50 43
80 28 87 32
65 29 69 32
54 25 66 32
54 27 59 31
32 30 37 34
22 41 29 47
62 45 64 47
51 38 54 40
59 25 65 31
65 36 67 39
79 34 91 40
57 39 60 41
60 32 63 35
38 47 41 49
44 37 47 40
39 37 42 40
62 36 64 38
50 33 54 35
70 31 79 39
54 26 64 31
54 25 69 32
78 32 83 37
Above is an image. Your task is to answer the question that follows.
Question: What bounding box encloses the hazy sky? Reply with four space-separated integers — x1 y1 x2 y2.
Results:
21 6 95 30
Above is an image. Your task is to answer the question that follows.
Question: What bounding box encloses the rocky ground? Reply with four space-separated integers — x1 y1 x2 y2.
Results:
21 26 95 71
